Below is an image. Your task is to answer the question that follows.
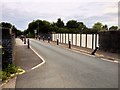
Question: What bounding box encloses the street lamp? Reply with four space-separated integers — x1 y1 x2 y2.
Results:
10 26 13 34
38 21 39 37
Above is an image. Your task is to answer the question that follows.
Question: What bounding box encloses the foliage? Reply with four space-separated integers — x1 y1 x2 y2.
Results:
66 20 79 28
1 64 19 81
0 22 12 28
92 22 103 32
56 18 64 28
25 18 119 35
0 22 22 37
4 64 18 74
27 19 52 35
1 71 10 81
109 26 118 31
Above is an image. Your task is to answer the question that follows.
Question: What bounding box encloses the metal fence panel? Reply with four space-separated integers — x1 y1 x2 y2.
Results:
76 34 80 46
87 34 92 49
73 34 76 45
52 33 99 50
66 34 68 44
81 34 86 47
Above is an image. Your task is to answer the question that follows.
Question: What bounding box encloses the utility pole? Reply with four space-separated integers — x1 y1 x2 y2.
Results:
38 21 39 37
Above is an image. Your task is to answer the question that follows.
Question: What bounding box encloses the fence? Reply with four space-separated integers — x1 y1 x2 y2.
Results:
52 33 99 49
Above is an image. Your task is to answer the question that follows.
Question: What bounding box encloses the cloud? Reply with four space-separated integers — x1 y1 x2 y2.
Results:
2 0 120 3
1 1 119 30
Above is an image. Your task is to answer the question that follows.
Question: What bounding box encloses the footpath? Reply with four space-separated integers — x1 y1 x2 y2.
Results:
38 39 119 62
1 38 42 89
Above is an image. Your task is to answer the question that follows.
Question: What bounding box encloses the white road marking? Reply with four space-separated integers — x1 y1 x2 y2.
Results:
30 46 46 70
31 39 118 64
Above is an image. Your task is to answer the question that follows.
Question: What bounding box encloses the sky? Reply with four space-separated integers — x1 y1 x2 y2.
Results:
0 0 119 31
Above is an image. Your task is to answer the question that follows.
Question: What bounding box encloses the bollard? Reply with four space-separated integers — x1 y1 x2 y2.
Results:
48 37 50 43
39 36 41 40
69 41 71 49
57 39 59 45
43 36 44 41
27 39 30 49
24 38 26 44
91 47 99 55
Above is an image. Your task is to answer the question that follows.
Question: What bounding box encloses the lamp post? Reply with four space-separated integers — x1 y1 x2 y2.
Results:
10 26 13 35
38 21 39 37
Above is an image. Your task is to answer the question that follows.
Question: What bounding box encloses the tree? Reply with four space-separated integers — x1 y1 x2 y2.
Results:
27 19 52 35
28 21 38 34
66 20 79 28
92 22 103 32
12 25 21 37
109 26 118 31
102 25 108 31
56 18 64 28
41 20 51 33
0 22 20 37
0 22 12 28
78 22 87 33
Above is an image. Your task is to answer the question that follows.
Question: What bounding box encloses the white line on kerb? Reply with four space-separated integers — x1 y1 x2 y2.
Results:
30 46 46 70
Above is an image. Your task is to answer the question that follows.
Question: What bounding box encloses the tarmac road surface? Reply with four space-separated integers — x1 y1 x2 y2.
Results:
16 39 118 88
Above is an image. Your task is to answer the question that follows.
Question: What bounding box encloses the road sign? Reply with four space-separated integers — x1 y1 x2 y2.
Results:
34 30 37 34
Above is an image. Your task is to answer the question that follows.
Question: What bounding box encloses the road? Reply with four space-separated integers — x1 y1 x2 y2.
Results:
16 39 118 88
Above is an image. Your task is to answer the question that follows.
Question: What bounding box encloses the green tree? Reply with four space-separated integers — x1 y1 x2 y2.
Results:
78 22 87 33
28 20 38 34
0 22 20 37
66 20 79 28
12 25 22 37
109 26 118 31
92 22 103 32
0 22 12 28
27 19 52 35
41 20 51 33
56 18 64 28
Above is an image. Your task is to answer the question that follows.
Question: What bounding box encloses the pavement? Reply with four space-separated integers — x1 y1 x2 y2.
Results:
0 39 118 88
1 38 42 89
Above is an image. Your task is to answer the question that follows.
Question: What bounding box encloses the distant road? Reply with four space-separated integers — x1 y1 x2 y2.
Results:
16 39 118 88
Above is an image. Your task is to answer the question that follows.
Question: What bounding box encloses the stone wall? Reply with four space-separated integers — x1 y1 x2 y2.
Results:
2 28 15 69
99 31 120 53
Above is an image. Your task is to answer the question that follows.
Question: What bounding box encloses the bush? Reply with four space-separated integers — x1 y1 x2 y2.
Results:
1 71 10 81
1 64 19 81
4 64 18 74
0 70 2 80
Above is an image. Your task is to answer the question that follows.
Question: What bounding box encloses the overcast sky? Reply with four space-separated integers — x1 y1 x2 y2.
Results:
1 0 119 31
